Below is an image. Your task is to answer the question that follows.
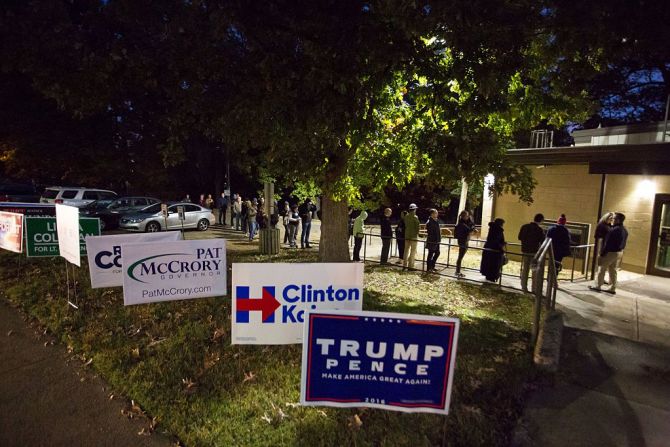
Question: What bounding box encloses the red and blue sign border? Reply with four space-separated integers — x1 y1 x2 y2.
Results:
300 309 460 415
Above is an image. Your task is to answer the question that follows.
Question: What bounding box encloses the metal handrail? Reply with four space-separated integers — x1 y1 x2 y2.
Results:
530 237 559 347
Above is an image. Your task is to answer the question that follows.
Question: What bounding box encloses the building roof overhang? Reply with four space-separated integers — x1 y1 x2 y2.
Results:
506 142 670 175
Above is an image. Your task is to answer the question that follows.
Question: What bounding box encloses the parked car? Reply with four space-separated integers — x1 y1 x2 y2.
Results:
80 196 161 230
0 182 40 203
119 203 214 232
40 187 117 207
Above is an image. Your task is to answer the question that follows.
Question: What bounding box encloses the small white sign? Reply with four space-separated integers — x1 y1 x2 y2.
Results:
56 204 81 266
231 263 364 345
122 239 227 305
85 231 182 288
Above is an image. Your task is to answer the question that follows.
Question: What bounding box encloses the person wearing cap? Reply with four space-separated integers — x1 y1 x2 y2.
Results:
402 204 420 270
547 214 571 271
590 212 628 294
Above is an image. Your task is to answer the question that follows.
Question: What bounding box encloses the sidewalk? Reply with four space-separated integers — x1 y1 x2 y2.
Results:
0 302 173 447
516 274 670 446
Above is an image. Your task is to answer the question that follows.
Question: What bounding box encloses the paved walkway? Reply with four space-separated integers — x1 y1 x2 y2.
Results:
0 302 173 447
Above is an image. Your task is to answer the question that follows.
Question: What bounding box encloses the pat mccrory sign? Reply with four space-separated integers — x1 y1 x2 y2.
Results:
232 263 363 345
85 231 182 288
122 239 227 305
25 216 100 257
300 310 460 415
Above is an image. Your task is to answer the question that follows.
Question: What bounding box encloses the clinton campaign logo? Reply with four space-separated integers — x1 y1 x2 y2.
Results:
231 264 364 345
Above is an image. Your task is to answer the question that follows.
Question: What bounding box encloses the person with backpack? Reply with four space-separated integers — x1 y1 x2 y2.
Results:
454 210 476 278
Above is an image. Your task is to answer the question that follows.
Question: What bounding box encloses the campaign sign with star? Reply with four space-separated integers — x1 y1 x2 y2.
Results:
231 263 363 345
300 310 460 415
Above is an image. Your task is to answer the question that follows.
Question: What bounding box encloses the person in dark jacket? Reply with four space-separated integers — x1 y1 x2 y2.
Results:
216 192 229 226
395 210 407 261
454 210 476 278
380 208 393 264
425 209 441 272
299 198 316 248
594 212 614 282
518 213 545 291
590 212 628 294
480 218 506 282
547 214 571 270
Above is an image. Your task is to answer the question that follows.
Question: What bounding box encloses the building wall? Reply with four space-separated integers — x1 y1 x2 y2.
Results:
491 165 670 273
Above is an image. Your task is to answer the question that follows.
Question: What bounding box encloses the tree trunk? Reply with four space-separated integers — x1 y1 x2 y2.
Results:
318 194 351 262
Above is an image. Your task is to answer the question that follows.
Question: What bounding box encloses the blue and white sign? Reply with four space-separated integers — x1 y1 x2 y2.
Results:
231 263 364 345
300 310 459 415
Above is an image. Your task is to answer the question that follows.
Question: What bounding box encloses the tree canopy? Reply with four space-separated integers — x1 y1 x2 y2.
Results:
2 0 667 259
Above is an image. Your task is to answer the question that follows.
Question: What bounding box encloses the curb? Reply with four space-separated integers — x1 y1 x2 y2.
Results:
533 310 564 373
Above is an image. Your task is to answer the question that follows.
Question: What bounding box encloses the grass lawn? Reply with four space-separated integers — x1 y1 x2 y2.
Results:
0 240 535 446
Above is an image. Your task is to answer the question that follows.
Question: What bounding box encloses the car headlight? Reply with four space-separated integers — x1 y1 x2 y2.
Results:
126 218 145 223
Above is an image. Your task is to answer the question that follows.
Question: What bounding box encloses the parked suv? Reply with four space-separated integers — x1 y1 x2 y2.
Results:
40 187 118 207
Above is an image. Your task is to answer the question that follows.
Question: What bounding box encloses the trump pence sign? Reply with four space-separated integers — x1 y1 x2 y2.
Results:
122 239 227 305
300 310 459 415
232 263 363 345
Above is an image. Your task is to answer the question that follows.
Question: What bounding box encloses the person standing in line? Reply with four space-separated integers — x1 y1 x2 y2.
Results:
518 213 546 292
454 210 476 278
281 201 290 245
594 212 614 282
590 212 628 294
182 193 192 203
299 198 316 248
425 208 441 272
247 199 258 240
257 198 267 230
287 204 300 248
241 198 249 234
205 194 214 211
547 214 571 271
216 192 229 226
380 208 393 264
395 210 407 261
480 218 506 282
199 194 206 207
403 204 420 270
352 210 368 262
233 194 242 230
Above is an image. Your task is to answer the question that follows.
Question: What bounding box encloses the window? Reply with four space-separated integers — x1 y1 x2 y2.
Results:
185 205 200 212
41 189 59 199
61 190 78 199
133 198 148 206
83 191 99 200
98 191 117 201
143 203 162 213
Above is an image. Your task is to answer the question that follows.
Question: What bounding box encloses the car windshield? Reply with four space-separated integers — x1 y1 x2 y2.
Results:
141 203 162 214
107 198 131 209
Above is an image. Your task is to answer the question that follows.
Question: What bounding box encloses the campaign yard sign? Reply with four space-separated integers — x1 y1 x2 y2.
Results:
56 204 81 266
300 310 460 415
25 217 100 258
122 239 227 305
232 263 364 345
0 211 24 253
86 231 182 288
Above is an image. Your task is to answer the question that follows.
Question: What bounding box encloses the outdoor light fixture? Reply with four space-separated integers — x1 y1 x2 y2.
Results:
484 174 495 186
636 178 656 198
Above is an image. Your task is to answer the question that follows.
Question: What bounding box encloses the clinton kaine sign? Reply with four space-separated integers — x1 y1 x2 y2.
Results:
122 239 227 305
232 263 363 345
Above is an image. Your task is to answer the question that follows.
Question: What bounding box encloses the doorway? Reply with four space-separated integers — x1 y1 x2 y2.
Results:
647 194 670 277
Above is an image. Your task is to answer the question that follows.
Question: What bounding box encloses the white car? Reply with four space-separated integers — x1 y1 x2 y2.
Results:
40 187 118 207
119 203 214 232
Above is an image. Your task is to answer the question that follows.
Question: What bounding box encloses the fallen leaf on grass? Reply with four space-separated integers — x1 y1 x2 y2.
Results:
348 414 363 430
6 330 13 336
493 355 505 363
182 378 198 395
131 347 140 358
211 328 225 342
261 413 272 424
204 352 220 370
84 358 93 367
285 402 300 408
243 371 256 383
461 405 483 415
